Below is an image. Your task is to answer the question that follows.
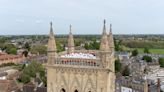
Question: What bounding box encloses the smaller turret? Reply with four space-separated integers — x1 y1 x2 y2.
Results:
47 22 57 65
108 24 115 52
100 20 110 51
67 25 75 54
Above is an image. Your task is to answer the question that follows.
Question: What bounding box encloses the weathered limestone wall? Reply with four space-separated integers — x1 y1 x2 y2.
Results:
47 66 114 92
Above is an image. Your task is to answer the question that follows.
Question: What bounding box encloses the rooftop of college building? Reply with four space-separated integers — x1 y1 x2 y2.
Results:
60 53 97 59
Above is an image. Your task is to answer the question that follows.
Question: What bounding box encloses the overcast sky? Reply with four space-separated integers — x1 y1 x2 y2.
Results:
0 0 164 35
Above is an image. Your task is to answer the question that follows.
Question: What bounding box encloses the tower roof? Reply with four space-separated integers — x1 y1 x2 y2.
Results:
47 22 57 52
100 19 109 51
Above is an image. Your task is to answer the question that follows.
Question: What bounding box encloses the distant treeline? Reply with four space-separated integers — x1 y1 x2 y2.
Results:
122 40 164 49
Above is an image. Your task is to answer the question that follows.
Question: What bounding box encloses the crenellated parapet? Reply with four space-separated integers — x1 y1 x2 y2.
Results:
55 57 101 67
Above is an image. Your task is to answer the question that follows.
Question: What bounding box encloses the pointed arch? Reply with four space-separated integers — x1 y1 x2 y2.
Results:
60 88 66 92
74 89 78 92
70 75 81 92
59 74 68 92
60 74 67 86
84 77 95 92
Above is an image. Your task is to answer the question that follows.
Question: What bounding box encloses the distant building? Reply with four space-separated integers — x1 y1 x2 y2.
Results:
0 79 19 92
0 52 24 65
0 72 7 80
0 69 19 92
116 76 148 92
115 52 131 60
129 57 147 76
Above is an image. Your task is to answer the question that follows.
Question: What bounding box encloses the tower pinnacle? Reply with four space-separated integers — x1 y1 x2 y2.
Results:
102 19 107 35
70 25 72 34
50 22 52 27
100 19 109 51
108 23 114 52
67 25 75 54
110 24 112 33
47 22 57 65
104 19 106 25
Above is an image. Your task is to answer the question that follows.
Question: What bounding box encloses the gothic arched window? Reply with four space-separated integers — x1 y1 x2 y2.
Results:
74 89 78 92
61 88 66 92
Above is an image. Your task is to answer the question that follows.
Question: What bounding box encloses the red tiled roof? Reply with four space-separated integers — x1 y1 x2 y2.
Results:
0 54 23 61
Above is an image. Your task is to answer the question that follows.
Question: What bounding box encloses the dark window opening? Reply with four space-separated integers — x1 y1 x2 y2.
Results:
74 89 78 92
61 88 66 92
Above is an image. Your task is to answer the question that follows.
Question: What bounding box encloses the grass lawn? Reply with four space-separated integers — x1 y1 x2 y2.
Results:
131 48 164 55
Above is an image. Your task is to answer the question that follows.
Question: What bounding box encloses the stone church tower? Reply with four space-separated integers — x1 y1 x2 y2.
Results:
47 20 115 92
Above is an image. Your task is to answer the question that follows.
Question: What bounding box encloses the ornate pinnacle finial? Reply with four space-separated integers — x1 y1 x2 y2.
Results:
50 22 53 30
110 23 112 33
50 22 53 35
104 19 106 25
70 24 72 33
50 22 52 26
103 19 107 35
68 24 75 54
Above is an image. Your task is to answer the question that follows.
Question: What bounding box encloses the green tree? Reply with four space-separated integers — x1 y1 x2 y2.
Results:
56 42 65 52
115 59 122 73
159 58 164 68
18 61 46 85
0 37 8 43
114 39 119 51
22 50 28 57
84 40 100 50
3 44 17 54
19 74 30 84
30 45 47 54
122 65 130 76
92 40 100 50
24 42 30 51
8 48 17 54
131 49 138 56
144 47 150 54
84 43 89 50
142 56 152 62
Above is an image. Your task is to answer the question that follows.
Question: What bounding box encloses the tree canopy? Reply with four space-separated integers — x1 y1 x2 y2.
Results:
84 40 100 50
24 42 31 51
30 45 47 54
131 49 138 56
115 59 122 73
142 55 152 62
122 65 130 76
3 44 17 55
18 61 46 86
159 58 164 68
144 47 150 54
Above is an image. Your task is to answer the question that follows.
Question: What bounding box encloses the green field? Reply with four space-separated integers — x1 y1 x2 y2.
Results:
131 48 164 55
